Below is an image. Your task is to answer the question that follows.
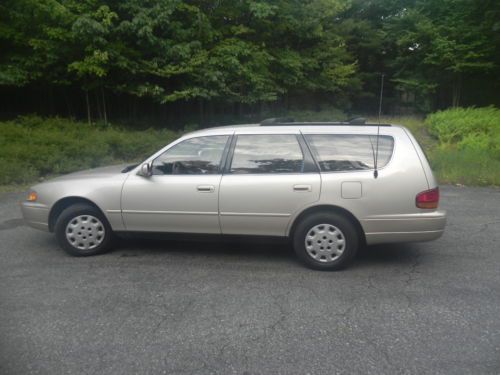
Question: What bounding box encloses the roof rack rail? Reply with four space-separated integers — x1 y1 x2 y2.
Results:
260 116 391 127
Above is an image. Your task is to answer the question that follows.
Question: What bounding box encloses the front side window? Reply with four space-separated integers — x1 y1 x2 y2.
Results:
230 134 304 174
305 134 394 172
152 136 229 175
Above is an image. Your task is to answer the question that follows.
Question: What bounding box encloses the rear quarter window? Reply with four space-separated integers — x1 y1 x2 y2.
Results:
305 134 394 172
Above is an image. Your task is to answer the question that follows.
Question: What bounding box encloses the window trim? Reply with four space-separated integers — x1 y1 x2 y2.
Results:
224 134 317 175
222 134 238 174
302 133 396 173
298 133 321 173
151 135 233 176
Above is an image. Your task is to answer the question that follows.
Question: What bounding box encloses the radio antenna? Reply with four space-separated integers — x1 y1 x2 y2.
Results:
374 73 384 179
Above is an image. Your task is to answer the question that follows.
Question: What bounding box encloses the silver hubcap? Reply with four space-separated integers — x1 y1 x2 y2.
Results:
305 224 346 263
65 215 105 251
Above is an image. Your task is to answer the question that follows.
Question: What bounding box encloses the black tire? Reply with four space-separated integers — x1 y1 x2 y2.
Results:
54 203 114 256
292 212 359 271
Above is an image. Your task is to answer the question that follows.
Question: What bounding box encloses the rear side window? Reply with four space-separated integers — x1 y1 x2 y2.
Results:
305 134 394 172
230 134 304 174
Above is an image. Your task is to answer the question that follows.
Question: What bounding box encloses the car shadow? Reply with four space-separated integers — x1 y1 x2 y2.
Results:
355 243 424 268
116 236 292 260
112 235 424 269
33 228 426 269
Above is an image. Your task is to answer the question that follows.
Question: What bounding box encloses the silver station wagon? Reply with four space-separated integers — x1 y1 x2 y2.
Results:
21 118 446 270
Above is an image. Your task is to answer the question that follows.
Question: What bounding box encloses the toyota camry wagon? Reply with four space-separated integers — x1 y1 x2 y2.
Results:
21 118 446 270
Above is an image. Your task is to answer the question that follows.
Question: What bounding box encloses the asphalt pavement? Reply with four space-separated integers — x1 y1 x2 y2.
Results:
0 185 499 375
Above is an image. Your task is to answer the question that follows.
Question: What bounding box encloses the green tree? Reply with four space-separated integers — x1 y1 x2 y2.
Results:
387 0 497 107
0 0 72 86
68 3 119 123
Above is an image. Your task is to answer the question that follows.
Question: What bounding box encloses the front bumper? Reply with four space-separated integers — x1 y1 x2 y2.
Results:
20 201 50 232
362 209 447 245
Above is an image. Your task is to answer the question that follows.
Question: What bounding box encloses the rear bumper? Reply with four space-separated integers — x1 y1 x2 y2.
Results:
20 202 50 232
362 210 446 245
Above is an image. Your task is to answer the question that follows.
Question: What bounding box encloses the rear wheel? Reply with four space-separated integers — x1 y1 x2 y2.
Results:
54 203 114 256
293 212 359 270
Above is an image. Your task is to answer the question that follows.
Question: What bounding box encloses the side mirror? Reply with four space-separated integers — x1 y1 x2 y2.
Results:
138 163 152 177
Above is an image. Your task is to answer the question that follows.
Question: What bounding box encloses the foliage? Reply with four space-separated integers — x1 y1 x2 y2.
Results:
0 116 178 185
424 107 500 185
425 106 500 153
385 0 498 107
338 0 499 111
429 148 500 186
2 111 500 188
287 108 346 122
374 110 500 186
2 0 497 121
0 0 358 113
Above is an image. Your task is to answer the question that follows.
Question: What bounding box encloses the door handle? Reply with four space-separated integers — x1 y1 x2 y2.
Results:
197 185 215 193
293 184 312 192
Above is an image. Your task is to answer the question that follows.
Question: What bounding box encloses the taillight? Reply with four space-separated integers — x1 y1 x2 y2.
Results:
416 187 439 209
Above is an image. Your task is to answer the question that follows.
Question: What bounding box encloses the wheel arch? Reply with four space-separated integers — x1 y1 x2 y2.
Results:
48 196 107 232
287 205 366 245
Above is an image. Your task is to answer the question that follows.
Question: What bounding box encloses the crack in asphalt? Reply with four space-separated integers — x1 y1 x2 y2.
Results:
474 221 500 235
366 338 396 372
447 220 500 234
405 250 422 286
236 290 292 349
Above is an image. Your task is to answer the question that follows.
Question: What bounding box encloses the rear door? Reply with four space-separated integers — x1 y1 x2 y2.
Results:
219 133 321 236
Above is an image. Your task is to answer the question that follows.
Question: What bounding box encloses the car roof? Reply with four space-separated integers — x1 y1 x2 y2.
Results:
184 122 404 137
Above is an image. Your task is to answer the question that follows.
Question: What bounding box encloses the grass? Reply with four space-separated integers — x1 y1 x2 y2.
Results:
1 108 499 190
429 148 500 186
0 116 179 189
376 107 500 186
425 107 500 186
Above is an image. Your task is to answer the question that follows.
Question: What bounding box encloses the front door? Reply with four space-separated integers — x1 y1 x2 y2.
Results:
121 135 230 233
219 133 321 236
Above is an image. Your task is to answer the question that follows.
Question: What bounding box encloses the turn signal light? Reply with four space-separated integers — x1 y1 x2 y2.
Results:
27 191 38 202
416 187 439 209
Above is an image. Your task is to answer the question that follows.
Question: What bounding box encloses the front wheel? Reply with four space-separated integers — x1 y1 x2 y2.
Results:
293 212 359 271
54 203 114 256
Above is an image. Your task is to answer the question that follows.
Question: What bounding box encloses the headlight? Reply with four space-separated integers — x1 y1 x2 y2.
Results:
27 191 38 202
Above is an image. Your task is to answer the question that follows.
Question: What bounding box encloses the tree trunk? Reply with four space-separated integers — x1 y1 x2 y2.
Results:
48 87 54 116
101 87 108 124
65 88 72 118
238 102 243 118
94 90 102 121
208 100 214 124
85 90 91 125
452 73 462 107
199 98 204 126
